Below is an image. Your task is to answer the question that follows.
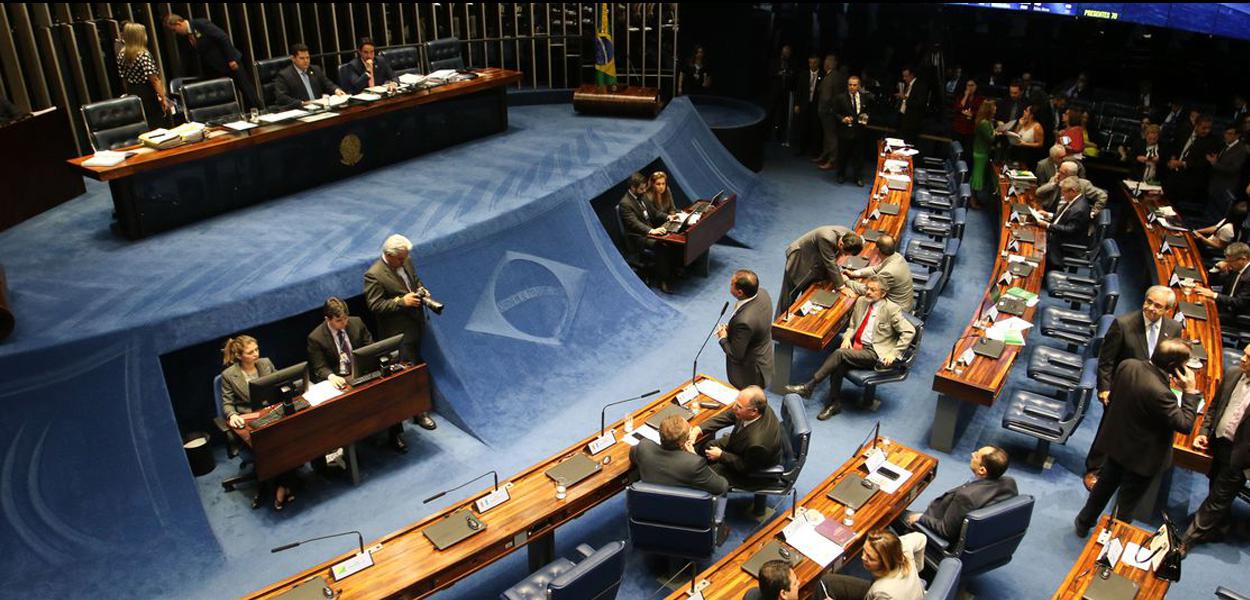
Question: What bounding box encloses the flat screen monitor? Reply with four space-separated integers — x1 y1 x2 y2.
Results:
351 334 404 381
248 361 308 407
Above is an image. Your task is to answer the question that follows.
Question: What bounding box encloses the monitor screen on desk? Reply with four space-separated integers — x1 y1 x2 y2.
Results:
249 361 308 407
351 334 404 381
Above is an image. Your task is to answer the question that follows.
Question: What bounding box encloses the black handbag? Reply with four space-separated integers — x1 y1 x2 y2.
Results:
1139 514 1182 582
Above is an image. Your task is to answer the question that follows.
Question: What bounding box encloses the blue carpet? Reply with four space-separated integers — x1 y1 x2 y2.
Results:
1 98 1246 598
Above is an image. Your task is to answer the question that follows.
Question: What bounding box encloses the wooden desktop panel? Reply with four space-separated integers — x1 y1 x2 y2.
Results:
651 194 738 266
1051 515 1170 600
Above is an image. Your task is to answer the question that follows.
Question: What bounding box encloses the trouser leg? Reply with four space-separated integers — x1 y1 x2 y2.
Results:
808 348 877 407
820 573 873 600
1077 457 1127 529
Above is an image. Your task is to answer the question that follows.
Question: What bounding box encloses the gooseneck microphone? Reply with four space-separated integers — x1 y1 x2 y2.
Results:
599 390 662 436
693 301 730 393
423 471 499 504
271 530 365 555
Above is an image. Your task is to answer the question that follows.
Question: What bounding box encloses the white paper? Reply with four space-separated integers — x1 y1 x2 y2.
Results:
83 151 128 167
676 385 699 404
303 380 345 406
892 148 920 156
782 520 844 567
304 95 349 110
298 111 339 123
885 137 907 146
628 424 661 445
696 380 740 406
351 92 382 102
428 69 459 80
223 120 257 131
996 316 1034 331
258 109 309 123
1120 542 1155 570
366 85 393 94
398 73 427 85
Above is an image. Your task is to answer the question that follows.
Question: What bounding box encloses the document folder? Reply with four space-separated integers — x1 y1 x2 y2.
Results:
973 337 1006 360
1013 229 1036 244
645 403 695 430
827 473 878 510
862 228 885 242
810 289 840 308
1173 266 1203 282
878 202 901 215
843 256 870 271
422 508 486 550
1007 262 1034 278
544 453 601 488
995 296 1028 317
1082 570 1139 600
742 540 802 577
1178 302 1208 321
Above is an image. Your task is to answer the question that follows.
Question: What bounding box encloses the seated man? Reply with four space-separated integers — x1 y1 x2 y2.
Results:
1039 177 1092 270
778 225 864 316
340 37 395 93
744 560 801 600
786 276 916 420
901 446 1017 539
617 171 676 293
273 43 346 109
1035 160 1107 215
845 234 914 313
1034 143 1086 187
690 386 783 493
1195 241 1250 322
629 414 728 495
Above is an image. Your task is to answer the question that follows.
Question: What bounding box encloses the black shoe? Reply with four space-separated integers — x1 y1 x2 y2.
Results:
1074 516 1091 538
817 404 842 421
392 435 409 453
659 281 673 294
856 178 865 187
227 444 240 459
784 383 813 398
415 413 437 430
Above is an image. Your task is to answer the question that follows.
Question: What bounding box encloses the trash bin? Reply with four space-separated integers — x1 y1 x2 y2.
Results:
183 432 215 477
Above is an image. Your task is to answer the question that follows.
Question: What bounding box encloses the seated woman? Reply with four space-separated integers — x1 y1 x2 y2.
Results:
820 530 926 600
220 335 295 511
1196 201 1248 254
646 170 679 219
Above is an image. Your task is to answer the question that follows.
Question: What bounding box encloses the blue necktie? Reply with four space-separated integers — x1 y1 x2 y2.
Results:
299 69 316 100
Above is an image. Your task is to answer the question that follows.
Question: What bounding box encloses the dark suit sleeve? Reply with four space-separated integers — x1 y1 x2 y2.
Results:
343 62 369 93
1049 200 1090 237
1216 272 1250 314
307 331 333 383
272 71 303 109
833 94 852 122
618 197 652 236
700 411 736 436
200 21 242 63
719 440 776 476
718 319 752 364
1155 388 1200 434
819 237 845 288
365 267 405 316
1097 319 1125 393
691 459 730 495
919 490 975 540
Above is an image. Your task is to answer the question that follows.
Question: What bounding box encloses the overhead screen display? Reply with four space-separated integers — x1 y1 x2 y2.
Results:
952 3 1250 42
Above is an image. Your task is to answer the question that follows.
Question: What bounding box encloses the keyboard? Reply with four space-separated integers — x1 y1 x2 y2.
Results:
248 398 312 429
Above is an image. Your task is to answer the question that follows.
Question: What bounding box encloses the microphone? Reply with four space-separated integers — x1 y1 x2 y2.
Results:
600 389 662 437
652 561 699 598
271 530 365 555
423 471 499 504
693 301 730 393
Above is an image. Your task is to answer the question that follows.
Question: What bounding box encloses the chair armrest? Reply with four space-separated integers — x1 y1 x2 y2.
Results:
213 416 229 433
1062 275 1097 286
912 520 952 552
1216 587 1250 600
746 464 786 478
574 543 596 559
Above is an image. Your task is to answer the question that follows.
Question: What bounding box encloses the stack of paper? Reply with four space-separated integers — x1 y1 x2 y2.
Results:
303 380 345 407
697 380 740 406
258 109 309 123
397 73 427 86
351 92 382 102
297 112 339 123
782 518 844 567
223 120 257 132
986 317 1032 346
83 151 129 167
1005 286 1040 307
1123 179 1163 193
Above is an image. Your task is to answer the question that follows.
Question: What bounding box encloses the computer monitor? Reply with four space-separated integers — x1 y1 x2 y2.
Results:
249 361 309 407
351 334 404 381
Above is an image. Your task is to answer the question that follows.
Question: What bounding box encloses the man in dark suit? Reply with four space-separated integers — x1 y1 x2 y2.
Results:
794 55 824 158
833 75 871 186
1181 344 1250 551
894 66 927 141
340 37 396 94
617 172 675 293
163 13 260 109
995 82 1026 127
815 54 847 170
1206 126 1249 219
1085 286 1182 490
717 270 775 390
364 234 437 430
766 44 795 141
1040 178 1092 270
629 414 728 495
777 225 863 316
1195 242 1250 321
690 386 783 494
1164 115 1219 210
1074 339 1201 537
902 446 1018 539
273 43 347 110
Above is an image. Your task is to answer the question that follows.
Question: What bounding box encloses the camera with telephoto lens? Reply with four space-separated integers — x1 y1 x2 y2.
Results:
416 287 445 315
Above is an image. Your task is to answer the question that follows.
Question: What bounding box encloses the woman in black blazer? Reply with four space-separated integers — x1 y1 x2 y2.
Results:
220 335 294 510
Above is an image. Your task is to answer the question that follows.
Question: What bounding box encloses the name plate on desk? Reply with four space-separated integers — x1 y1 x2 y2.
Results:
475 485 511 513
331 551 374 581
423 508 486 550
588 431 617 455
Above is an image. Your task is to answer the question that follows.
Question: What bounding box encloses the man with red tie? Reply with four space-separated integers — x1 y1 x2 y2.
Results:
785 276 916 420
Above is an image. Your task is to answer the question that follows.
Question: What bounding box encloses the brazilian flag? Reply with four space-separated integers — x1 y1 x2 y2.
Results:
594 3 617 86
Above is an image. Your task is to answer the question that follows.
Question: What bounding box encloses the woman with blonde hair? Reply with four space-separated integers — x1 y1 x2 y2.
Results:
219 335 296 511
970 99 997 208
819 530 925 600
117 21 170 128
646 171 678 216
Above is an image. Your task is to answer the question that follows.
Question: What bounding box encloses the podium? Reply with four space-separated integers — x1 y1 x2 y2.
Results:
0 107 85 231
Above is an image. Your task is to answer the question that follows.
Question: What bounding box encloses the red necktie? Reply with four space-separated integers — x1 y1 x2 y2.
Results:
851 304 874 349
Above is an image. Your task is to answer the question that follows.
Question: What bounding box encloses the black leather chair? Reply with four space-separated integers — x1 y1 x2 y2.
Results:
81 96 148 151
499 540 625 600
1003 357 1097 465
1027 314 1112 391
913 207 968 241
845 313 925 410
212 374 259 506
182 77 241 124
627 482 726 562
254 57 292 109
614 203 656 280
1045 239 1120 308
1040 274 1120 349
379 45 422 77
426 37 465 71
728 394 811 498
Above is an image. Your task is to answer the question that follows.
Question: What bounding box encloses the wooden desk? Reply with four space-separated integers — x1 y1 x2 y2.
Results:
237 364 432 483
0 107 85 231
1121 183 1218 474
68 69 522 238
572 84 662 117
663 437 937 600
245 375 737 600
929 163 1049 451
770 147 915 391
1051 515 1170 600
650 194 738 274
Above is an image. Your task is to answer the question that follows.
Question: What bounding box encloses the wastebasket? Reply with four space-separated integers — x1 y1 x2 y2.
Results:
183 432 215 477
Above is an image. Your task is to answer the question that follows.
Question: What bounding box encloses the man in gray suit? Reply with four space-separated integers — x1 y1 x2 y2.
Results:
1035 144 1086 185
786 276 916 420
364 234 437 431
778 225 863 316
1035 160 1107 215
845 235 914 312
902 445 1018 539
629 414 728 495
717 270 774 390
814 54 847 171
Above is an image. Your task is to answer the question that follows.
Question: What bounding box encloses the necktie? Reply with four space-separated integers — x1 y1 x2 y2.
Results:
853 93 860 115
1145 320 1158 357
810 72 817 101
851 304 874 349
336 329 353 375
299 69 316 101
1180 135 1196 161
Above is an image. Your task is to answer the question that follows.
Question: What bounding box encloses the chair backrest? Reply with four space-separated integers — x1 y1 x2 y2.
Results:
255 57 292 108
1094 208 1112 241
182 77 241 123
924 558 962 600
212 374 225 420
779 394 812 485
952 494 1034 576
627 482 719 560
955 160 969 183
81 96 147 151
337 63 355 91
949 140 963 161
548 540 626 600
917 277 942 319
1098 238 1121 276
898 313 925 367
426 37 464 71
958 182 972 207
1096 274 1120 316
1090 314 1115 355
379 45 422 76
952 207 968 240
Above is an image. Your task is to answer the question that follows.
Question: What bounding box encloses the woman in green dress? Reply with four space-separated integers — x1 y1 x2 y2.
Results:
970 99 997 208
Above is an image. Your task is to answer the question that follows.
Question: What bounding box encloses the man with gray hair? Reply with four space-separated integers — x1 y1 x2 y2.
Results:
689 385 783 500
1196 241 1250 321
364 234 437 431
1039 177 1092 270
1036 160 1107 215
845 234 914 312
1035 143 1086 187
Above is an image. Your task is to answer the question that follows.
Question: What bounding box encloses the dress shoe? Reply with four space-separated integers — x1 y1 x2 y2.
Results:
817 404 842 421
415 413 437 430
1074 516 1091 538
1082 471 1098 492
856 178 865 187
784 383 813 399
817 161 834 171
392 435 409 453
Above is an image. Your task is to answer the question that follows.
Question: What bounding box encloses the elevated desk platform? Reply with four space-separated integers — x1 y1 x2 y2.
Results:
649 193 737 275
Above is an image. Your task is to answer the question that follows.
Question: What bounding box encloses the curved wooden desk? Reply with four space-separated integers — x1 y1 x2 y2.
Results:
1051 515 1170 599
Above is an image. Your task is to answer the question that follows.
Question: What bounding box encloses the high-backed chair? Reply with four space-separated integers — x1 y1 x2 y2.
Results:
1003 357 1097 465
627 482 725 561
212 374 258 503
913 207 967 241
81 96 148 151
1045 239 1120 307
379 45 422 77
255 57 292 109
924 558 962 600
845 313 925 410
500 540 626 600
182 77 241 124
1027 314 1112 390
426 36 465 71
614 204 656 278
729 394 811 496
1040 274 1120 348
915 495 1035 578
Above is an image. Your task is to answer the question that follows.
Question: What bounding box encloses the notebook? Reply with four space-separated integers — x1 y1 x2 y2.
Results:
827 473 878 510
544 453 601 487
973 337 1006 360
741 540 801 577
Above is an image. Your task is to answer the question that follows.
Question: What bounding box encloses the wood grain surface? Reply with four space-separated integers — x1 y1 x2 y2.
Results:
1050 515 1171 599
650 194 738 266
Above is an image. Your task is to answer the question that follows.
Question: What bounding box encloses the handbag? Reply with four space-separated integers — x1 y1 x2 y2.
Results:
1139 514 1182 582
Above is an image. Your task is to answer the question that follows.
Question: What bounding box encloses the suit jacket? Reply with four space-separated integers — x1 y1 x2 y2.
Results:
1127 139 1167 181
1034 156 1087 188
919 476 1019 539
364 256 426 343
1093 359 1200 476
996 97 1025 126
832 90 870 139
1097 310 1183 393
220 358 276 417
795 69 824 108
786 225 853 290
178 19 242 76
899 78 928 122
1215 264 1250 316
720 291 775 389
307 316 374 383
629 439 729 495
816 68 847 115
702 404 784 482
1046 194 1092 267
339 56 396 93
273 64 342 109
1173 132 1221 173
617 190 665 255
847 253 914 312
1036 177 1107 215
1209 140 1249 195
842 297 916 363
1201 373 1250 469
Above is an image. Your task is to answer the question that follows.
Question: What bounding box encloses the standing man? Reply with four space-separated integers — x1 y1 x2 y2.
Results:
785 276 916 420
1207 125 1248 220
364 234 437 430
815 54 847 171
163 13 261 109
1181 344 1250 552
1038 178 1092 270
272 43 346 109
902 446 1017 539
895 66 927 141
845 234 913 313
340 37 397 94
1074 340 1201 537
833 75 870 186
777 225 863 316
1164 114 1219 208
1085 286 1182 490
716 270 775 390
794 54 824 159
1195 242 1250 322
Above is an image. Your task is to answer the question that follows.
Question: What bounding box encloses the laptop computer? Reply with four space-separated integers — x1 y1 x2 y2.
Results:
544 453 601 487
1164 234 1188 249
1173 266 1203 282
996 296 1028 316
810 289 840 308
742 540 801 578
1082 570 1139 600
973 337 1006 360
843 256 870 271
1013 229 1036 244
827 473 879 510
1178 302 1208 321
